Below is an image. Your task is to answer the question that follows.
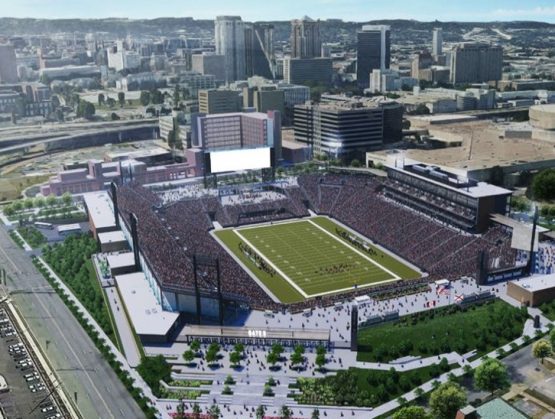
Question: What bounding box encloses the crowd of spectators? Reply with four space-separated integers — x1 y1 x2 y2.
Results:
297 173 516 282
115 171 517 312
535 241 555 275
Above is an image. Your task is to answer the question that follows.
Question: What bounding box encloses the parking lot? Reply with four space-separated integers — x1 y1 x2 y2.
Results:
0 305 63 419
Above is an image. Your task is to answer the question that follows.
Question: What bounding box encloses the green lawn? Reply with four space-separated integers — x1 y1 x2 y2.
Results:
215 216 419 304
294 364 450 407
539 300 555 321
357 300 528 363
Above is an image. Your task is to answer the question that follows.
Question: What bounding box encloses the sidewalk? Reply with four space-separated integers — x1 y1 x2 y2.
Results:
105 285 142 367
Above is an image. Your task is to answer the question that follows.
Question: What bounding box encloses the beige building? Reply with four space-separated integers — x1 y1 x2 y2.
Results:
507 275 555 307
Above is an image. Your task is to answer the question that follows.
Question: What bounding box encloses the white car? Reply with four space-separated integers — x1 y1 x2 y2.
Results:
40 406 54 413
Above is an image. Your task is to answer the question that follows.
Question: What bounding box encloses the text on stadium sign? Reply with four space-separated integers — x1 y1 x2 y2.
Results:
248 329 267 338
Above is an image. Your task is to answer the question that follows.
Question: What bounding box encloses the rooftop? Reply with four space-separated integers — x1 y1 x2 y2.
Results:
98 230 127 245
387 162 512 199
476 398 527 419
107 252 135 270
115 272 179 336
510 273 555 293
83 192 117 230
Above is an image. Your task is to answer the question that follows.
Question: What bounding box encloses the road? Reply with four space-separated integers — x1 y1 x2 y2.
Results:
0 226 145 419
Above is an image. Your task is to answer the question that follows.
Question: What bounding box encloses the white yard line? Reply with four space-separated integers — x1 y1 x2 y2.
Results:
307 219 401 281
232 229 309 299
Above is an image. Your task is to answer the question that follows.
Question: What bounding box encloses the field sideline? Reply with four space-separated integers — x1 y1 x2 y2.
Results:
214 216 421 304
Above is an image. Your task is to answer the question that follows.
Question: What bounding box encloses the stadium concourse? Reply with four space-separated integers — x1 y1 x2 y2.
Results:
115 172 517 315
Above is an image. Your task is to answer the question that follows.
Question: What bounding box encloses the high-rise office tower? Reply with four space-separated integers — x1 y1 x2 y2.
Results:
450 43 503 84
432 28 443 58
245 23 275 79
356 25 390 89
215 16 246 82
290 16 321 59
0 44 18 83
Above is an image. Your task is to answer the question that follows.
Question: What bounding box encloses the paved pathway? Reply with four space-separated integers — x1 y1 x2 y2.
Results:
104 285 142 367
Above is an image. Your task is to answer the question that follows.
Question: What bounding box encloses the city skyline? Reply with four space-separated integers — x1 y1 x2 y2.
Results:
2 0 555 23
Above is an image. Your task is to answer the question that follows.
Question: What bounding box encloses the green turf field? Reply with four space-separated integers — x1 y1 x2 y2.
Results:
214 216 420 304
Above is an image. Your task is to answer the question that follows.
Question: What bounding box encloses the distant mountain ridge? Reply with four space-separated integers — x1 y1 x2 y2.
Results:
0 17 553 43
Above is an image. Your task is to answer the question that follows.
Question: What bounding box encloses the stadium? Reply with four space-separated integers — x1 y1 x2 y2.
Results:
106 167 517 322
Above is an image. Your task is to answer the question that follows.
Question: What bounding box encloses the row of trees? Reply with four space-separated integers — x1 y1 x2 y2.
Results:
98 92 126 108
42 234 116 343
393 357 510 419
3 193 72 216
139 89 165 106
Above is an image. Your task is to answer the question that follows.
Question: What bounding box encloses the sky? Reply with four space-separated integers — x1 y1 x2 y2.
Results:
1 0 555 23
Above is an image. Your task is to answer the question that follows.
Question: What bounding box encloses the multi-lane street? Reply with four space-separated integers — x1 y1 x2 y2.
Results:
0 226 145 419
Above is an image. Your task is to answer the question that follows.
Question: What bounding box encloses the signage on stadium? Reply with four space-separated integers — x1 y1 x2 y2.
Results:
248 329 268 338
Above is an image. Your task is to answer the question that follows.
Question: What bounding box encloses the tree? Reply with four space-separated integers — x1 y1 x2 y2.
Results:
315 353 326 370
46 194 57 207
183 349 195 364
61 192 72 206
474 357 510 396
532 339 552 364
151 89 164 104
191 403 201 419
23 198 34 209
106 97 116 108
311 408 320 419
205 349 218 365
97 93 105 106
550 328 555 348
136 355 171 397
290 351 304 369
279 405 292 419
190 339 201 353
256 405 266 419
139 90 151 106
77 101 95 119
229 351 241 367
34 196 45 208
271 343 284 357
267 350 279 368
350 159 361 168
175 402 185 419
293 345 305 355
207 404 221 419
234 343 245 353
118 92 125 107
111 112 120 121
429 382 467 419
392 406 431 419
532 169 555 201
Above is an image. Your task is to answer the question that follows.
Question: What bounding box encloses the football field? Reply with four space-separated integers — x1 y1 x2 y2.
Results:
214 216 421 304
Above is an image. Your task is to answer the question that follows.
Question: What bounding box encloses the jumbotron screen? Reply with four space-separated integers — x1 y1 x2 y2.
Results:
209 147 271 174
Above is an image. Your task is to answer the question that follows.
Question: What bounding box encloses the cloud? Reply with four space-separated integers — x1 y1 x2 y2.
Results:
492 6 555 18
